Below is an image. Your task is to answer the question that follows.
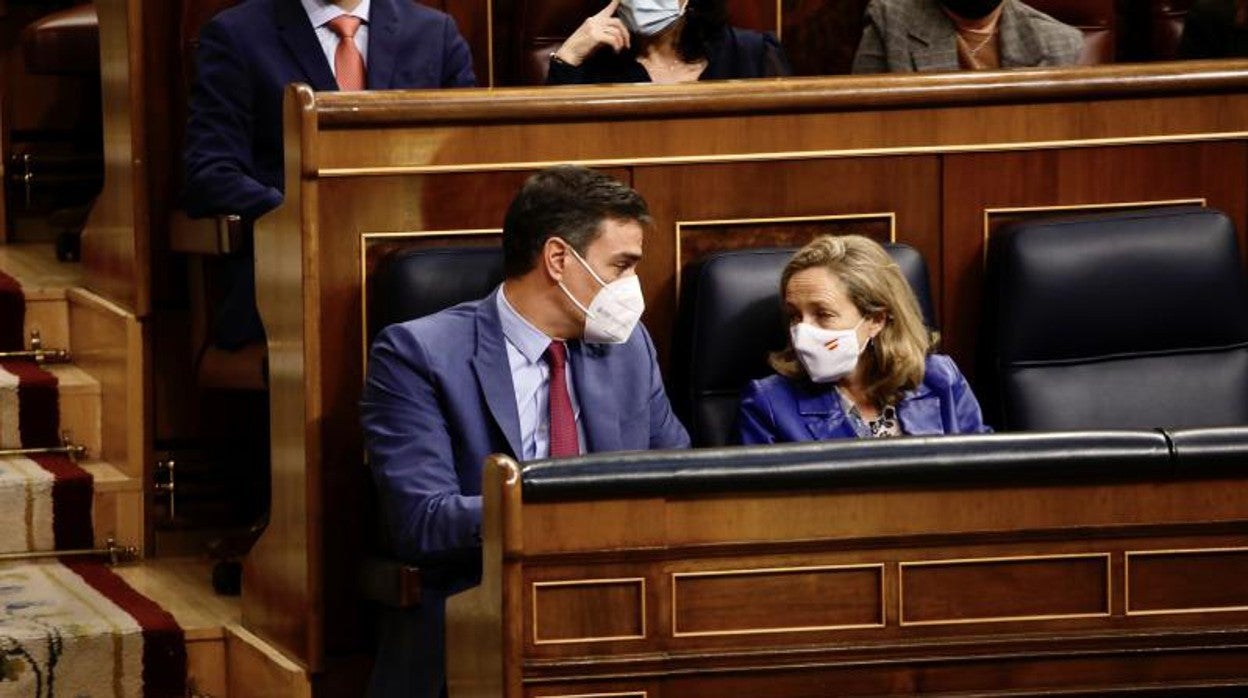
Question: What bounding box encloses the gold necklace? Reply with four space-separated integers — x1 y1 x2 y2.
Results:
642 53 683 72
960 30 995 57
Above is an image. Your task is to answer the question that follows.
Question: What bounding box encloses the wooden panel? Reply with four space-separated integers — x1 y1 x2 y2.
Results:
526 480 1248 555
900 555 1111 626
66 288 148 549
676 212 894 289
672 564 884 636
635 157 939 361
93 489 143 550
941 141 1248 377
650 648 1248 696
81 0 149 315
531 578 646 644
1128 548 1248 615
530 692 649 698
312 91 1248 172
249 86 317 667
226 625 313 698
185 637 227 698
781 0 868 76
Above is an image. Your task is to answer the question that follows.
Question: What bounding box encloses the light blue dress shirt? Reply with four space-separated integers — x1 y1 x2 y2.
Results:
496 285 585 460
300 0 371 78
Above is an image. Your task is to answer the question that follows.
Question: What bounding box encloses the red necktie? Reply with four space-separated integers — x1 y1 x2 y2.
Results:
545 341 579 458
326 16 365 91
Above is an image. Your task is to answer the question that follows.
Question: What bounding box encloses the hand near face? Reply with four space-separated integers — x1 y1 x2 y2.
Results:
554 0 632 67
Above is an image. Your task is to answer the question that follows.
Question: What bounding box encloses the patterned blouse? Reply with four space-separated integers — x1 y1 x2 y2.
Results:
837 389 903 438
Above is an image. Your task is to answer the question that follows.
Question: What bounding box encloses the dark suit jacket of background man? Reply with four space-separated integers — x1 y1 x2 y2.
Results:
183 0 476 220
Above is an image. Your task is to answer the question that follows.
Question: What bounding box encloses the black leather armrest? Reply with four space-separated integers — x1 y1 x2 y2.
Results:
1170 426 1248 477
521 431 1174 502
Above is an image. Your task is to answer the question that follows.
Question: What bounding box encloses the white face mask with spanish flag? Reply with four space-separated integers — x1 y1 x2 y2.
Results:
791 319 866 384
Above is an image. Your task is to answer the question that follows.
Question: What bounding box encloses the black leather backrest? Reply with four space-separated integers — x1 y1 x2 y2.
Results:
671 243 936 448
367 247 504 344
982 206 1248 431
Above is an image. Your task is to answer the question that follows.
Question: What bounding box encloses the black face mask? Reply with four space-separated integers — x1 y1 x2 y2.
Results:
941 0 1004 20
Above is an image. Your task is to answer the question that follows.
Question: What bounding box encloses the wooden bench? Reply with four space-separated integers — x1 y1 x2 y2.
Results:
448 429 1248 695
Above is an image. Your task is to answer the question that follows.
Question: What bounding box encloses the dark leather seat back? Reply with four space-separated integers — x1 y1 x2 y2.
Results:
672 243 936 448
982 206 1248 431
1148 0 1195 60
367 246 505 344
1026 0 1118 64
21 3 100 76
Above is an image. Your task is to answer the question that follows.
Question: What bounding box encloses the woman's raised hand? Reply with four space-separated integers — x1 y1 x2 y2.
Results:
553 0 631 66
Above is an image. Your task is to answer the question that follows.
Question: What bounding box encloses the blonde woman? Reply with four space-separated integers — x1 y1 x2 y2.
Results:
737 235 990 444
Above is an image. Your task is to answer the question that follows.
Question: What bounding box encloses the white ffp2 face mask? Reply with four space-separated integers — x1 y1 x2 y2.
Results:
617 0 686 37
791 319 866 384
557 241 645 344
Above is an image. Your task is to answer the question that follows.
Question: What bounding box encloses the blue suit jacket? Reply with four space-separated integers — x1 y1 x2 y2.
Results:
738 354 992 444
183 0 476 220
360 289 689 696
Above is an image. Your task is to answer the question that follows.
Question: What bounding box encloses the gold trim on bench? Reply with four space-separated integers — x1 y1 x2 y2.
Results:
316 132 1248 178
670 563 886 638
1125 546 1248 617
898 553 1112 627
981 198 1207 263
674 212 897 298
531 577 648 645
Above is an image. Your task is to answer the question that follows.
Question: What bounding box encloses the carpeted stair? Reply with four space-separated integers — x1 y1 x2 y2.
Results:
0 268 186 697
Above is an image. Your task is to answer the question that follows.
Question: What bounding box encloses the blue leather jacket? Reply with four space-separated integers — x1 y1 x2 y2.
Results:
737 354 992 444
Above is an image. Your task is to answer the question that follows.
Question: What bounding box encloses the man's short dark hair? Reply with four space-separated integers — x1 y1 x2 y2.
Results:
502 165 651 279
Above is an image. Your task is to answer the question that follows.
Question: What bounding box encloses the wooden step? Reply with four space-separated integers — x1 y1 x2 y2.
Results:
44 362 102 459
0 243 80 352
80 459 143 550
114 557 241 698
25 293 70 351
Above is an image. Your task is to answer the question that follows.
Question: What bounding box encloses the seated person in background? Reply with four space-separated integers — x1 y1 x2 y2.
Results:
1179 0 1248 59
183 0 476 349
852 0 1082 73
547 0 790 84
361 165 690 697
737 235 990 444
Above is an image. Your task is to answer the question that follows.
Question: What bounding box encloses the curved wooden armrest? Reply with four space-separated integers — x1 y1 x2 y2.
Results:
359 556 422 608
170 210 245 255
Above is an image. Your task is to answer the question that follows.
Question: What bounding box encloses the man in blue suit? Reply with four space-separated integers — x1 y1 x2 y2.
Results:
183 0 475 347
361 166 690 696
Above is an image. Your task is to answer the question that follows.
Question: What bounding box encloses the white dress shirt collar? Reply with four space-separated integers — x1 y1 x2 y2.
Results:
300 0 371 28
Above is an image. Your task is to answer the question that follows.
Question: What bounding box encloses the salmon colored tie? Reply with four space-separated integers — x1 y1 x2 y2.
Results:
544 341 579 458
327 15 365 91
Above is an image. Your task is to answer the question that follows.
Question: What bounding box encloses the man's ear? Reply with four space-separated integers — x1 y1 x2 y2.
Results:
542 237 568 282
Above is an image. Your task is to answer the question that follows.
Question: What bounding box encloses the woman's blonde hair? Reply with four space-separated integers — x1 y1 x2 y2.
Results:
770 235 933 406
